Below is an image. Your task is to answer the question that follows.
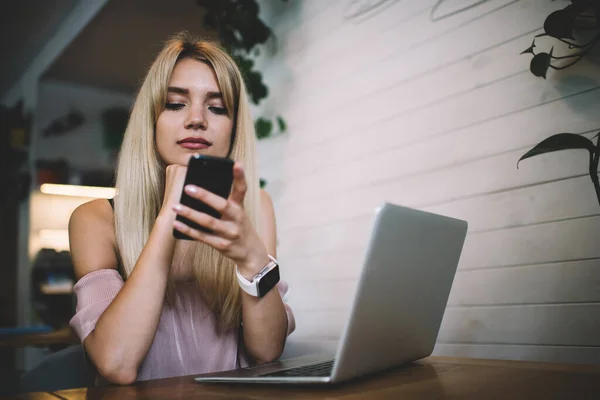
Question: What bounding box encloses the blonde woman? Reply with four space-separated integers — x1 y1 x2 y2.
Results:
68 32 295 385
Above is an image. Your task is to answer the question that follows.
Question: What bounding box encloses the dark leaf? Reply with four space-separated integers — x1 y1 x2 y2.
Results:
276 116 286 132
520 39 536 55
255 118 272 139
544 7 577 39
517 133 596 168
246 69 268 104
530 51 552 78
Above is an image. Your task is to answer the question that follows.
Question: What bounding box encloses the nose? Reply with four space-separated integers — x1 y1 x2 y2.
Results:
185 106 207 130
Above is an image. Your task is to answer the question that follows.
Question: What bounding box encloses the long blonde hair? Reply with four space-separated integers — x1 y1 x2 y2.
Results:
113 31 259 332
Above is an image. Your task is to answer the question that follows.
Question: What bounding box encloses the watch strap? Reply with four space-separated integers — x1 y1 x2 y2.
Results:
236 255 279 297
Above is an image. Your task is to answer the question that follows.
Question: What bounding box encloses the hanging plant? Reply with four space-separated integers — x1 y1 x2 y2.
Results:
520 0 600 79
197 0 288 140
518 1 600 207
518 132 600 206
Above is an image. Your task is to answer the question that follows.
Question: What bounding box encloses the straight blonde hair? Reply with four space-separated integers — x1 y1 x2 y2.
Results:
113 31 259 333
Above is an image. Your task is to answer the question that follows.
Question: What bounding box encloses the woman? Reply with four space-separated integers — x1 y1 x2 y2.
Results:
68 31 295 385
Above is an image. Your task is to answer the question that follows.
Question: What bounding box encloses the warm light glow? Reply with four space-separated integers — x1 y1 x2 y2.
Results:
38 229 70 251
40 183 116 199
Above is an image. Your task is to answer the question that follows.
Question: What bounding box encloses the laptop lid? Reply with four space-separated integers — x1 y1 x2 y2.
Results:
330 203 467 382
193 202 467 384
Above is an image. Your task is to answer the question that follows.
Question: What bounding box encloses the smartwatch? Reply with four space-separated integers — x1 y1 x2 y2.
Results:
236 255 280 298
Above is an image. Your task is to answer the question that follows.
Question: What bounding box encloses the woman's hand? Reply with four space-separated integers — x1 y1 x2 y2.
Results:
171 162 269 278
159 164 188 222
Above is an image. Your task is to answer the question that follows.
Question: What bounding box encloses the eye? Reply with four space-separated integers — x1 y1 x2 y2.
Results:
165 103 184 111
209 106 228 115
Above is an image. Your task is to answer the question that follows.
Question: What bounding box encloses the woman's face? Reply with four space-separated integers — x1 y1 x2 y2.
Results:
155 58 233 166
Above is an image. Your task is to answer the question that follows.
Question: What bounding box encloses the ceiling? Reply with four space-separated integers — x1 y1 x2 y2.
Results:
1 0 217 97
0 0 78 98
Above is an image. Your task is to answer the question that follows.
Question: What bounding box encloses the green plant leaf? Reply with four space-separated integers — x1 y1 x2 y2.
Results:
259 178 267 188
255 118 272 139
530 49 553 78
197 0 289 137
517 133 596 169
544 7 577 39
276 116 286 132
520 39 536 55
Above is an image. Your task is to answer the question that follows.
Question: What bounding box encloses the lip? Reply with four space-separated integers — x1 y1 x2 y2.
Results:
177 137 212 150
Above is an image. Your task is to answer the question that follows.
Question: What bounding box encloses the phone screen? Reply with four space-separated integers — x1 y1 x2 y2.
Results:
174 155 234 239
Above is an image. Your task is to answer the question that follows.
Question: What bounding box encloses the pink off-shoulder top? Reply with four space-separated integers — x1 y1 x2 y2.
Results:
69 268 295 382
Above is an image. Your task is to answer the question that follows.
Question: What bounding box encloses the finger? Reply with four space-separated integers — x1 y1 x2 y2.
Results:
173 220 232 251
229 163 247 206
172 204 240 239
184 185 230 215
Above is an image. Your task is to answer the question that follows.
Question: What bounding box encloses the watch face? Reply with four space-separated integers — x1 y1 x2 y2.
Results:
258 265 280 297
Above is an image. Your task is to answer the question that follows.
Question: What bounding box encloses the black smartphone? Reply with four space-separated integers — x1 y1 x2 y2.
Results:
173 155 234 240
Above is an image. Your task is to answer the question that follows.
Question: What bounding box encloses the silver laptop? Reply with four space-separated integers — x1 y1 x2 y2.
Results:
194 202 468 384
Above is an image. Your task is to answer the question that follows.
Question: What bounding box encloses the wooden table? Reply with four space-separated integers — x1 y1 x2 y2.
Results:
13 356 600 399
0 327 78 348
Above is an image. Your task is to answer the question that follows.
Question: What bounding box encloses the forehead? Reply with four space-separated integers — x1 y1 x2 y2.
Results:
168 58 220 91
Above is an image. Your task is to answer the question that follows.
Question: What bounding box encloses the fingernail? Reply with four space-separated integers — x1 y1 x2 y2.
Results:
185 185 198 194
173 220 185 229
173 204 182 212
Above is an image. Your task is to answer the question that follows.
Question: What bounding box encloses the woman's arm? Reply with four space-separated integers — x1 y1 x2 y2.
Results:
172 165 289 364
70 166 186 384
238 189 288 363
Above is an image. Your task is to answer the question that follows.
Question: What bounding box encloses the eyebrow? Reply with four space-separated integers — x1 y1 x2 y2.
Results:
167 87 222 99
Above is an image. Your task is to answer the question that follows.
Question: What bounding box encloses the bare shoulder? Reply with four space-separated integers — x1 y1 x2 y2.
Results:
69 199 118 279
259 189 274 210
258 189 276 225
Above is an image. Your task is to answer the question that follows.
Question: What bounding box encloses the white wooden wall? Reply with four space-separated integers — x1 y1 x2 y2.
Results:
256 0 600 365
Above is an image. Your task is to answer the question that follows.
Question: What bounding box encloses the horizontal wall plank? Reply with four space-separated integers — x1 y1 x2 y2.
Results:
276 0 531 114
267 0 339 50
279 61 600 204
284 259 600 312
433 343 600 365
423 175 600 233
278 190 600 271
438 304 600 346
281 248 366 283
460 215 600 270
283 340 600 365
448 260 600 305
275 174 600 259
278 215 373 259
292 305 600 347
270 0 352 61
277 141 600 231
287 280 357 312
285 8 540 134
277 86 600 191
270 0 436 87
282 1 564 140
292 310 349 340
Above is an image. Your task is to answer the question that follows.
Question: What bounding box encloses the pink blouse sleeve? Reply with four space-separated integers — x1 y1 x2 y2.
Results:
276 280 296 336
69 269 124 341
